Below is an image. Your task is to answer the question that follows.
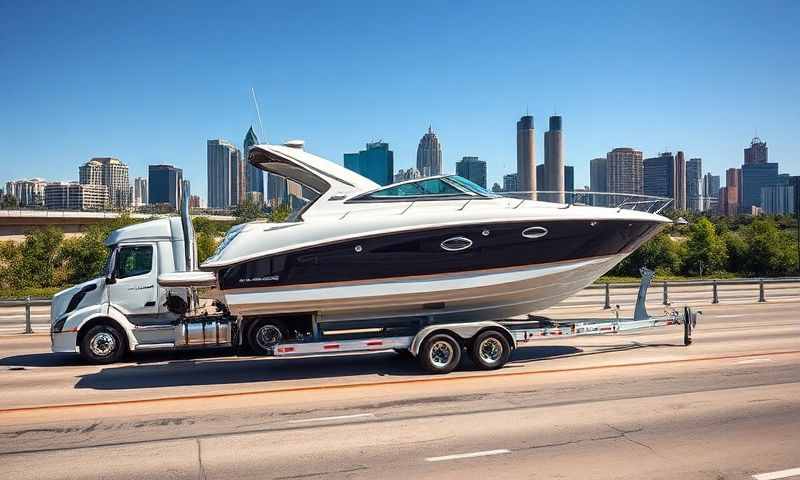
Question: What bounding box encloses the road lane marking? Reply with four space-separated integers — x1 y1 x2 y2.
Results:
753 467 800 480
714 314 749 318
736 358 773 365
426 449 510 462
288 413 375 424
2 349 800 415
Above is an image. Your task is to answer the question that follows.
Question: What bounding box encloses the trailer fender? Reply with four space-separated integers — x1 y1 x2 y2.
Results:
410 321 516 357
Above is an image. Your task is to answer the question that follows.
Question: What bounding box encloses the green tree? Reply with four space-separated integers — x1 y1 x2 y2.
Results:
4 228 66 289
233 199 266 224
0 194 18 209
683 217 728 275
721 231 747 274
268 203 292 223
610 232 682 276
740 217 797 275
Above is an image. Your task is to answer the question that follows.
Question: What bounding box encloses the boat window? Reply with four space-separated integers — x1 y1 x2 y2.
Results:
356 178 466 200
447 175 498 197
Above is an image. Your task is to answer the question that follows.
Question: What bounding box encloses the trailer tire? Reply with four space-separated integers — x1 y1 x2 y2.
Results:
470 330 511 370
248 320 284 355
79 324 126 364
418 333 461 374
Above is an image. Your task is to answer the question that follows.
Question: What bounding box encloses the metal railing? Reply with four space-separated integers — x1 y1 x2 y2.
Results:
589 277 800 309
502 191 673 214
1 277 799 334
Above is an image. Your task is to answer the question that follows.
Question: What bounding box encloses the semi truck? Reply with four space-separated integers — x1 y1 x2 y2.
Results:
50 197 697 373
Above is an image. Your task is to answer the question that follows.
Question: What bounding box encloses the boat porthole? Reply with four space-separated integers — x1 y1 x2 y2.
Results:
521 226 548 239
441 236 473 252
354 245 363 253
482 229 490 237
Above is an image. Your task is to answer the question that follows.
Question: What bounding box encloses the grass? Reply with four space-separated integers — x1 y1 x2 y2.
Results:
0 286 66 300
597 271 742 284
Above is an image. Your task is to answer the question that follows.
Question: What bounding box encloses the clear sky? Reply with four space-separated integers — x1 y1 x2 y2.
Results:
1 0 798 201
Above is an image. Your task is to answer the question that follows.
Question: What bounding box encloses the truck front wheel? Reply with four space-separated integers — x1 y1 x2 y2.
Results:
248 320 284 355
80 324 126 364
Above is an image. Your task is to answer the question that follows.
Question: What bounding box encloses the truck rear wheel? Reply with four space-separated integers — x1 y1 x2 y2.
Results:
470 330 511 370
248 320 284 355
418 333 461 374
80 324 126 364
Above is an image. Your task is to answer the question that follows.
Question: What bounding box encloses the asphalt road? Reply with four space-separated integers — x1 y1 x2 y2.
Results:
1 298 799 479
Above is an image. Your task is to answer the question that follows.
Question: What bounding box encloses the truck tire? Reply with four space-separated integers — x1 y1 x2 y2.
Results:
470 330 511 370
80 324 126 364
248 320 284 355
418 333 461 374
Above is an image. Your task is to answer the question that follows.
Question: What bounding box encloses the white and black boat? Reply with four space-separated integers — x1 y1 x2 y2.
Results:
178 142 671 326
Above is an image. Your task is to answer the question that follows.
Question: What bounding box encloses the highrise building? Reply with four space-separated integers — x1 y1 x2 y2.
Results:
132 177 148 206
686 157 703 212
536 164 573 202
516 115 536 195
267 174 287 208
606 147 643 195
643 152 675 198
589 158 607 193
207 139 242 209
761 183 794 215
455 156 487 188
673 151 687 210
503 173 518 193
189 195 201 209
393 168 422 183
722 168 741 216
703 173 720 212
148 165 183 210
741 162 779 211
416 127 442 177
344 142 394 186
243 126 263 196
44 182 108 210
744 137 768 165
5 179 47 207
543 115 564 203
79 157 130 209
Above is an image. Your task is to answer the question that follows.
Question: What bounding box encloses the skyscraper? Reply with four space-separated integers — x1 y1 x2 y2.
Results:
673 151 687 210
544 115 564 203
344 142 394 186
537 164 573 202
686 157 703 212
516 115 536 195
761 183 794 215
589 158 607 193
79 157 130 209
455 156 487 188
741 162 779 211
503 173 518 193
44 182 108 210
393 168 422 183
148 165 183 210
744 137 768 165
5 178 47 207
703 173 720 212
723 168 740 216
267 174 287 208
643 152 675 198
416 127 442 177
133 177 148 206
606 147 643 195
243 126 263 195
207 139 241 209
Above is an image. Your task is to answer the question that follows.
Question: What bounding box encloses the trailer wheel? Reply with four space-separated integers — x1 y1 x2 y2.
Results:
470 330 511 370
418 333 461 374
79 324 126 364
248 320 284 355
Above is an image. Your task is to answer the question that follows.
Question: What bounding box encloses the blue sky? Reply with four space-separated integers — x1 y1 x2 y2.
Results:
1 0 798 200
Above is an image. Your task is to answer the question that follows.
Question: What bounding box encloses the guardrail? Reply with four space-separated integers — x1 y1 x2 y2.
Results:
2 278 799 334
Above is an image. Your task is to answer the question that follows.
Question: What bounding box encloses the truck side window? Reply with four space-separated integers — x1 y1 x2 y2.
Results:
116 245 153 279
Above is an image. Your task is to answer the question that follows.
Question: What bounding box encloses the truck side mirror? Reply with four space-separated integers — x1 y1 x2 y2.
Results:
105 276 116 285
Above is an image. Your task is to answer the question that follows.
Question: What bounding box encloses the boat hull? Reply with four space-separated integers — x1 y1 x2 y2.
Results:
222 253 626 322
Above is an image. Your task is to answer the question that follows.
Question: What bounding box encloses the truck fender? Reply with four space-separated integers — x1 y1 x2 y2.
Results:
72 307 137 352
409 321 516 356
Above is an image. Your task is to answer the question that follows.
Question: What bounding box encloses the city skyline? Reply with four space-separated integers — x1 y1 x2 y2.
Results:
1 2 798 201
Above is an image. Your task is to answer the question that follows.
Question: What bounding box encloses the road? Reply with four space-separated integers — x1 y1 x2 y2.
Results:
0 299 799 479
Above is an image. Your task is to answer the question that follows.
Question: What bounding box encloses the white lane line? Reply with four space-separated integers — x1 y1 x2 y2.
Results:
753 467 800 480
425 449 511 462
287 413 375 424
736 358 774 365
714 314 749 318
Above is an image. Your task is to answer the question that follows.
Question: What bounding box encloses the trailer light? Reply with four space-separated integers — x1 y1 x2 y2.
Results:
323 344 340 350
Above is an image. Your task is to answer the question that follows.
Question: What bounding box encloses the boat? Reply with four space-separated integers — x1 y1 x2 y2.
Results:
182 141 672 326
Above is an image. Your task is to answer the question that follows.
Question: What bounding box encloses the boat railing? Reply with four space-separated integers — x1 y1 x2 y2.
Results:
502 191 673 214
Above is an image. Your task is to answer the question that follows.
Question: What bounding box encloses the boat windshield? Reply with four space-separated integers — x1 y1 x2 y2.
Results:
349 176 497 202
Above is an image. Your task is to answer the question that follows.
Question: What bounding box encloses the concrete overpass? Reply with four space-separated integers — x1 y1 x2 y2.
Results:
0 209 235 240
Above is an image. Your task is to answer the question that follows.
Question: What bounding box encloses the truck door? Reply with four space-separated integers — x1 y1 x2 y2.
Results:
107 243 160 322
